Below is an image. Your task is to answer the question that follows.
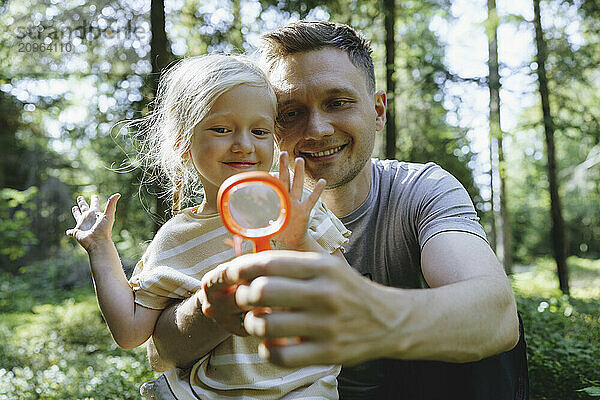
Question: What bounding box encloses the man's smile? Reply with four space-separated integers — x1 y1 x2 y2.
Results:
299 144 347 159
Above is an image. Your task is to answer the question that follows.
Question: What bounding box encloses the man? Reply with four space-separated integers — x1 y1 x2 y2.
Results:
146 21 528 399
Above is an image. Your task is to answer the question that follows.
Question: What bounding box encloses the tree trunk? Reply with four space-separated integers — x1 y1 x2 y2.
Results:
151 0 170 82
497 138 512 272
230 0 243 50
489 137 497 253
383 0 397 159
532 0 569 294
151 0 171 232
487 0 512 273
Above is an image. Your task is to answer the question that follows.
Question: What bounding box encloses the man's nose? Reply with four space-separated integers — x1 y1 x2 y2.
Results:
231 130 254 153
303 109 334 140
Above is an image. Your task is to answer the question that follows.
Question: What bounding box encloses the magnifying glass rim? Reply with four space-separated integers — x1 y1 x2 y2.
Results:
217 171 291 240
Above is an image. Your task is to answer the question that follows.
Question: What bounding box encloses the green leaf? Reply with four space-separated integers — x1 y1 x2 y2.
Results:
578 386 600 397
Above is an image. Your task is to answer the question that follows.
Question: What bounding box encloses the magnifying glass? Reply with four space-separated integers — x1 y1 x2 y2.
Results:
218 171 291 253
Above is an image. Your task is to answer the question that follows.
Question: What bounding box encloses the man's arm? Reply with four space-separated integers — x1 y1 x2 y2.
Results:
209 232 519 367
403 231 519 361
147 292 231 371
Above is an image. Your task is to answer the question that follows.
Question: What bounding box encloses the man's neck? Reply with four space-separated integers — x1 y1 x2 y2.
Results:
320 161 372 218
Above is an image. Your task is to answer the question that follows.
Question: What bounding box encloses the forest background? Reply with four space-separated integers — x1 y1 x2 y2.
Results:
0 0 598 398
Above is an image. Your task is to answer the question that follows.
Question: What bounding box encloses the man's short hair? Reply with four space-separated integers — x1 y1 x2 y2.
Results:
260 21 376 93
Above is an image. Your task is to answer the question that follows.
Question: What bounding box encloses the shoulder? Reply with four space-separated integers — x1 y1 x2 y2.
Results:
372 159 478 225
371 158 438 177
154 210 196 239
146 208 221 255
372 159 458 193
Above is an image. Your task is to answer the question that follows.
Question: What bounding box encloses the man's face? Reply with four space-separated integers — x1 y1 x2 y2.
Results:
270 47 386 189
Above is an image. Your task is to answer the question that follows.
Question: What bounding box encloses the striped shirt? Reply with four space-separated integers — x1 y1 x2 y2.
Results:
129 197 350 399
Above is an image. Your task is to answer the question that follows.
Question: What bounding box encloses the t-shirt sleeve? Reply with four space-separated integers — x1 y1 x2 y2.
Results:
305 191 351 254
129 257 202 310
411 163 487 250
127 216 208 310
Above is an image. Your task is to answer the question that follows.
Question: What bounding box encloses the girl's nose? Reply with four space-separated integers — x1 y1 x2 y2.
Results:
231 130 254 153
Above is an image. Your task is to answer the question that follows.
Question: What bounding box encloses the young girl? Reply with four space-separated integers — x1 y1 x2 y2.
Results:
66 54 350 399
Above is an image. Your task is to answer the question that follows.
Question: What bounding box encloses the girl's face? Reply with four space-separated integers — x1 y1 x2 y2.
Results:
188 84 276 209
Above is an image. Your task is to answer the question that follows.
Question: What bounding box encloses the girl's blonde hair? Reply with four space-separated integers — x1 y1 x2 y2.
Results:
133 54 277 212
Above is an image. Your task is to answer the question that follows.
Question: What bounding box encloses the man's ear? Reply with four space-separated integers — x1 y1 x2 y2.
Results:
374 90 387 131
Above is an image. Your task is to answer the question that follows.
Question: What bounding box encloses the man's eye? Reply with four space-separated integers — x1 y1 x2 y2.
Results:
330 99 347 108
277 110 299 124
281 110 298 118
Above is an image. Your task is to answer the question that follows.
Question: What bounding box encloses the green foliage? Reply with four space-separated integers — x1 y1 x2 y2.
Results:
0 187 38 261
517 293 600 399
507 0 600 263
389 1 481 204
513 257 600 399
0 295 157 399
0 255 89 314
0 252 152 398
578 385 600 397
0 250 139 314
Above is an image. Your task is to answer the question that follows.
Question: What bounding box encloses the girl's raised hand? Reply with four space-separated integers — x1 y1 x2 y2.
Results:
66 194 120 253
273 152 325 249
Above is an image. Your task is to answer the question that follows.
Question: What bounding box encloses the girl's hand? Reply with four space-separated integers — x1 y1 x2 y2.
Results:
66 194 120 253
273 152 325 250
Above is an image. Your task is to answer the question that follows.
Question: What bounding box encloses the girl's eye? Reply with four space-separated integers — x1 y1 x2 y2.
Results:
210 127 229 134
252 129 271 136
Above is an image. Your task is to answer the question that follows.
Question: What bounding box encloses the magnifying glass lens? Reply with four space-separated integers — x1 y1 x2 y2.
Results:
228 184 282 229
218 171 292 252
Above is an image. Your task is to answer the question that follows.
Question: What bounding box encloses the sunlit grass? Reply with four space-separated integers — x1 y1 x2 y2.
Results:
0 292 156 399
512 256 600 299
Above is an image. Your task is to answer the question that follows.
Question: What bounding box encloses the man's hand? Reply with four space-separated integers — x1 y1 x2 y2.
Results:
201 233 520 368
200 251 395 367
66 194 120 253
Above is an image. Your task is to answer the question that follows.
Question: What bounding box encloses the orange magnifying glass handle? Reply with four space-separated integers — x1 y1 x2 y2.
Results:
251 237 272 253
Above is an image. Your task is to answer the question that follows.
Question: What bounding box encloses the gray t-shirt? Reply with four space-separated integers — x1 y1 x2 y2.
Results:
338 159 488 399
340 158 487 288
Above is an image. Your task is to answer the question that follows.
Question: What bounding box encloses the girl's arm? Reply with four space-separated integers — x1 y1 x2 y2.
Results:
67 194 161 350
147 294 232 371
